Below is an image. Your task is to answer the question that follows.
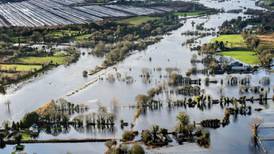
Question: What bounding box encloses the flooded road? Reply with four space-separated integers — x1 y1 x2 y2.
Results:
0 0 273 153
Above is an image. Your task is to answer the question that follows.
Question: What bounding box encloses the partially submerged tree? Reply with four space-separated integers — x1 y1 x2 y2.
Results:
130 143 145 154
176 112 190 126
122 130 137 142
0 133 5 148
21 112 40 128
250 117 263 138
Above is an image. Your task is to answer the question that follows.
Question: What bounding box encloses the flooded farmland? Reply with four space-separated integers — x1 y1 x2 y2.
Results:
0 0 273 154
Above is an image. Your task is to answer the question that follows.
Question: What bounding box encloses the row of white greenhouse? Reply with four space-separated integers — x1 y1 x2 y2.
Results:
0 0 177 27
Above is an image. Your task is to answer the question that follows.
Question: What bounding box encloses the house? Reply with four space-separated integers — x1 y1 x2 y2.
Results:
228 61 251 73
29 124 39 134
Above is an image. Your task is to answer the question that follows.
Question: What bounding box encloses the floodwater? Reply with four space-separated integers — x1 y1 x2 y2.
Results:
0 0 273 153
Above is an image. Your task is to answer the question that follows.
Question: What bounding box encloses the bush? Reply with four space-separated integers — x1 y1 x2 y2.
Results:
141 130 152 144
122 131 136 142
197 130 210 148
130 143 145 154
176 112 190 126
105 140 117 149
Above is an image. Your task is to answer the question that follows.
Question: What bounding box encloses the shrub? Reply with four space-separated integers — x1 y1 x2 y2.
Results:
141 130 152 144
105 140 117 149
122 131 136 142
130 143 145 154
197 130 210 148
176 112 190 126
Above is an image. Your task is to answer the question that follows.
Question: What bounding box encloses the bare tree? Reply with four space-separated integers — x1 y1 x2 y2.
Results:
250 117 263 138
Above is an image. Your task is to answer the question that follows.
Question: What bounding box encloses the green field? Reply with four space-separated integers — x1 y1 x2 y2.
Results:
49 30 80 38
117 16 160 25
16 56 69 65
6 30 80 43
174 11 206 17
211 35 260 65
75 34 92 41
0 72 18 78
0 64 43 72
211 34 247 48
0 54 74 85
10 36 27 43
22 132 31 140
219 51 260 65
